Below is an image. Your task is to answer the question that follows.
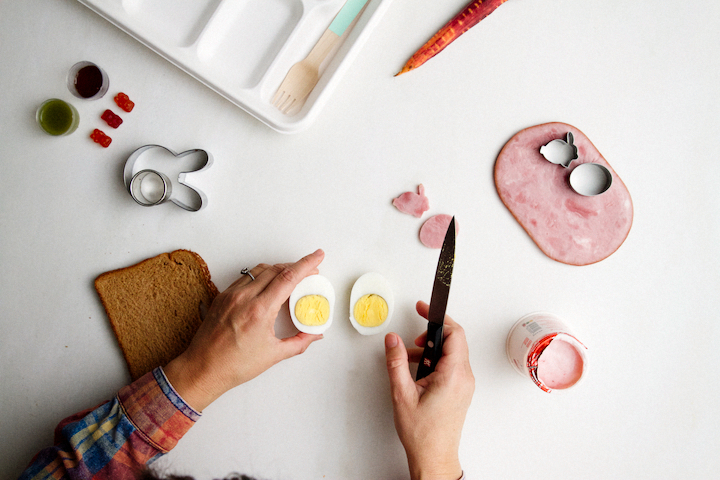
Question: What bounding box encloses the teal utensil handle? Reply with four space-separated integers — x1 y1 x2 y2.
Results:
329 0 369 36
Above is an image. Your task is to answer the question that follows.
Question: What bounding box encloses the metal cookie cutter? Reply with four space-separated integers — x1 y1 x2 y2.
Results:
569 163 613 196
540 132 578 168
540 132 612 196
123 145 213 211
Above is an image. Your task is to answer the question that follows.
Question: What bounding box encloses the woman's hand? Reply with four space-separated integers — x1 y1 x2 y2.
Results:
385 301 475 480
164 249 325 411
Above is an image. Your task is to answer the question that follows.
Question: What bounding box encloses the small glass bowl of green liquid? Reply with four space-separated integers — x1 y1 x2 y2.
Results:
36 99 79 136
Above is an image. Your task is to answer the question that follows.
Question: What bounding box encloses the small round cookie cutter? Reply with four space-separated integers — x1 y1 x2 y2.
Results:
568 163 613 196
128 170 173 206
123 145 213 211
540 132 613 196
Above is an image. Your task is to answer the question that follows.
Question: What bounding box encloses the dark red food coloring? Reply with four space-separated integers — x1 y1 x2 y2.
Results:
74 65 104 98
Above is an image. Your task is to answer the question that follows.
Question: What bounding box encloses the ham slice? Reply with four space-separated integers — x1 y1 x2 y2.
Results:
420 214 459 249
393 184 430 218
494 123 633 266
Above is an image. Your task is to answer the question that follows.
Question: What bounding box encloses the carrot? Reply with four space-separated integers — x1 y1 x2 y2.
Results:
395 0 509 76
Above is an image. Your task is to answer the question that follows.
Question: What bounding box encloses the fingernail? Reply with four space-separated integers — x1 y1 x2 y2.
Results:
385 333 398 349
313 249 324 256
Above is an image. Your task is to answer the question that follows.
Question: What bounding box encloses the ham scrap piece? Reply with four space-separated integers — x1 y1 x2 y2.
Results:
494 123 633 266
393 184 430 217
420 214 459 249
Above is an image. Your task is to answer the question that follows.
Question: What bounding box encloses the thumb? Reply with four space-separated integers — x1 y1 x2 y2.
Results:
385 333 416 405
277 332 323 361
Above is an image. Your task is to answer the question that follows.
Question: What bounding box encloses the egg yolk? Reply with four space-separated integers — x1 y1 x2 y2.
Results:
295 295 330 326
353 294 388 327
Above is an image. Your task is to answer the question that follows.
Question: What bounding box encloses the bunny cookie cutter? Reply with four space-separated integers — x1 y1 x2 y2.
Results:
540 132 612 196
123 145 213 211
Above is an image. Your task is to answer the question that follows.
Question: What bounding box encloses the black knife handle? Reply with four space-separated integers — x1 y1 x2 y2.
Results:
416 322 444 380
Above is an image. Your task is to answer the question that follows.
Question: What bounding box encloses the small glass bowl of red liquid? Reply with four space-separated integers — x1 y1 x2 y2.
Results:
67 61 109 100
36 99 79 136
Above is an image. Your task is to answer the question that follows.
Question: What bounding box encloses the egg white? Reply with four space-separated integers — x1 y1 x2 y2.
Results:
349 272 394 335
289 274 335 334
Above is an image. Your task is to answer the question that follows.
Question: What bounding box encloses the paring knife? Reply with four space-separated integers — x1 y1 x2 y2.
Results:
416 216 456 380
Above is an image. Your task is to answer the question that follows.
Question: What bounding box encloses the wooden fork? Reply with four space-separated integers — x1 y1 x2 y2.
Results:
272 0 369 115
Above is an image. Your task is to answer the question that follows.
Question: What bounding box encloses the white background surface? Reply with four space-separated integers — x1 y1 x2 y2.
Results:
1 0 719 478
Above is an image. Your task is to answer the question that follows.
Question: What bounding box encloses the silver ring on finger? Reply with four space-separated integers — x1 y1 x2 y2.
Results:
241 267 255 281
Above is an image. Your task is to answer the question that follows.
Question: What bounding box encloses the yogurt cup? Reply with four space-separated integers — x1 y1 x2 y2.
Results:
506 312 588 393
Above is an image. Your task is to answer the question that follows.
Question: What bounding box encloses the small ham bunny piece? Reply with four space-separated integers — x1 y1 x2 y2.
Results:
392 184 430 218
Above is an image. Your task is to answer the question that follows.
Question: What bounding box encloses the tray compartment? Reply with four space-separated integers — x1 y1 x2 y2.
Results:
258 0 352 101
121 0 222 47
195 0 304 90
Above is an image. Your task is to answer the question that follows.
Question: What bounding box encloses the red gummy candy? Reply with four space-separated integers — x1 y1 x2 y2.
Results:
114 92 134 112
90 129 112 148
101 109 123 128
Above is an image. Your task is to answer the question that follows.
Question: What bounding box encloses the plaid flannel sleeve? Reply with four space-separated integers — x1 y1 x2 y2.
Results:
19 367 200 480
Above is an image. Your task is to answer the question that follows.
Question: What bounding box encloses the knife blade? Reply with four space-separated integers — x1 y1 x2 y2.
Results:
416 216 456 380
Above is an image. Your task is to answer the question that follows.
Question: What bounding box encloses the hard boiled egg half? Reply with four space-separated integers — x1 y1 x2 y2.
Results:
289 275 335 334
349 272 394 335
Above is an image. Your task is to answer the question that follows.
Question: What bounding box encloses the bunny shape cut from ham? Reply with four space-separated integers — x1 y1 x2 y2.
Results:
392 184 430 218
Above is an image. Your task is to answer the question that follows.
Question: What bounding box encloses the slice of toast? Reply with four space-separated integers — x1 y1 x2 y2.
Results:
95 250 219 380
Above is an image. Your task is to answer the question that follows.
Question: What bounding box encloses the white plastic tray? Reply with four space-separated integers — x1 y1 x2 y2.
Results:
77 0 392 133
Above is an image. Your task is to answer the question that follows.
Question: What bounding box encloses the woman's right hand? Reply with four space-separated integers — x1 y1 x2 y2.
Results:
384 301 475 480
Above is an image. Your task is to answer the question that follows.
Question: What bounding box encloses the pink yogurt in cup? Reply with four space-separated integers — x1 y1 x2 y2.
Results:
506 312 588 393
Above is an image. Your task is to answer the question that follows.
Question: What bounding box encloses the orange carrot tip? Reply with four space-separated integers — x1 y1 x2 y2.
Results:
395 0 509 76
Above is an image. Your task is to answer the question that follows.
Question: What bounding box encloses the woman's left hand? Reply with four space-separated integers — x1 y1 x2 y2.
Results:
164 249 326 411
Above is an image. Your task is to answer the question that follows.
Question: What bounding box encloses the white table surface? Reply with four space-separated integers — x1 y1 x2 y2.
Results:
2 0 719 478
